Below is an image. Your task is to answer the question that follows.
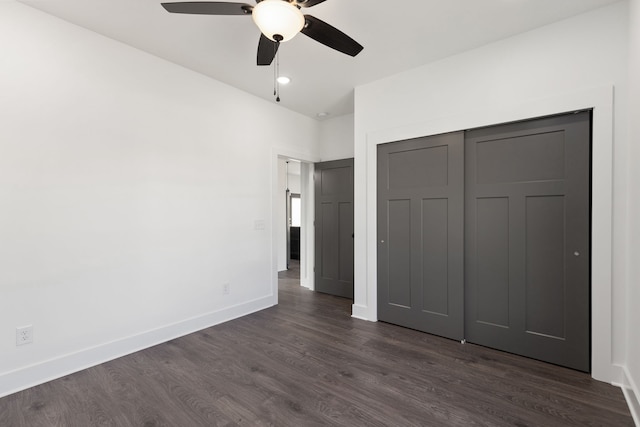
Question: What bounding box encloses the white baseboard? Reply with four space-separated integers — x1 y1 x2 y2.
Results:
351 303 373 321
0 295 274 399
621 367 640 426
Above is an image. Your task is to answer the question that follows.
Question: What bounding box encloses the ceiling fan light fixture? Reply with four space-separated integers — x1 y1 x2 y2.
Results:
252 0 305 42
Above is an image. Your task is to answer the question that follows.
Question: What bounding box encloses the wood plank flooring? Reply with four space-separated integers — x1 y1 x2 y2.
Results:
0 263 634 426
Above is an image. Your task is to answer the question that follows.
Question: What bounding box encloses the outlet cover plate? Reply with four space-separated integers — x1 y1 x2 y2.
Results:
16 325 33 346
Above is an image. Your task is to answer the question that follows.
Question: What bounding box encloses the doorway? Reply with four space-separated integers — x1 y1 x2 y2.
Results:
276 157 315 295
276 157 355 300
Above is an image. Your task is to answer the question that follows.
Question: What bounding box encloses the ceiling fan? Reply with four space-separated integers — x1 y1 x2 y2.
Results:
161 0 364 66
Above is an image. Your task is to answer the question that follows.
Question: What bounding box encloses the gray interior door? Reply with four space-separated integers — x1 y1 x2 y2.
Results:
314 159 354 299
465 112 591 372
377 132 464 340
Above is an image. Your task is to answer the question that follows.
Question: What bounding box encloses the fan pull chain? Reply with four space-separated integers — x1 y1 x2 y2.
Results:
275 42 281 103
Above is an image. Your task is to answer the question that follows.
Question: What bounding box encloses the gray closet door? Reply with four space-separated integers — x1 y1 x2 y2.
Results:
377 132 464 340
314 159 354 299
465 112 591 372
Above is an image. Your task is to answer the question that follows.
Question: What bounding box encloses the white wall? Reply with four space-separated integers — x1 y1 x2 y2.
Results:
299 162 315 290
288 172 301 194
318 114 355 161
277 158 288 272
625 0 640 421
353 2 628 384
0 2 319 397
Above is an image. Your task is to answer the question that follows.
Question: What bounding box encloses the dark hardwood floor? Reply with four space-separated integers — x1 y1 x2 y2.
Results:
0 262 633 426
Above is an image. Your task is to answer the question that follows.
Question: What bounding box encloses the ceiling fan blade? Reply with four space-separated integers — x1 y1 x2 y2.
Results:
257 34 279 66
301 15 363 57
297 0 327 7
161 2 253 15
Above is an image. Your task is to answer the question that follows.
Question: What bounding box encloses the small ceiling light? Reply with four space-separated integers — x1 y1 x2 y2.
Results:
252 0 305 43
317 112 329 118
277 76 291 85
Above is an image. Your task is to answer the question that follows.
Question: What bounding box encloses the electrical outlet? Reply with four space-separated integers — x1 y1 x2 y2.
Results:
223 283 230 295
16 325 33 346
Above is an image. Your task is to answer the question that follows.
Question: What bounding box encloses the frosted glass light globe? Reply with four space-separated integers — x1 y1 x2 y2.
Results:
252 0 305 42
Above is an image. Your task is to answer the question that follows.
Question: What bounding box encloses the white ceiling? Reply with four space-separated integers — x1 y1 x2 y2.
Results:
19 0 621 119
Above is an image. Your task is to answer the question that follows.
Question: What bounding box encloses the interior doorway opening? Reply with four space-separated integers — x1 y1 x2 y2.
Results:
276 156 315 293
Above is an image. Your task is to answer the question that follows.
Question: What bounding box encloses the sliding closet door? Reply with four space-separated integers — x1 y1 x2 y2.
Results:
377 132 464 341
465 112 591 372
